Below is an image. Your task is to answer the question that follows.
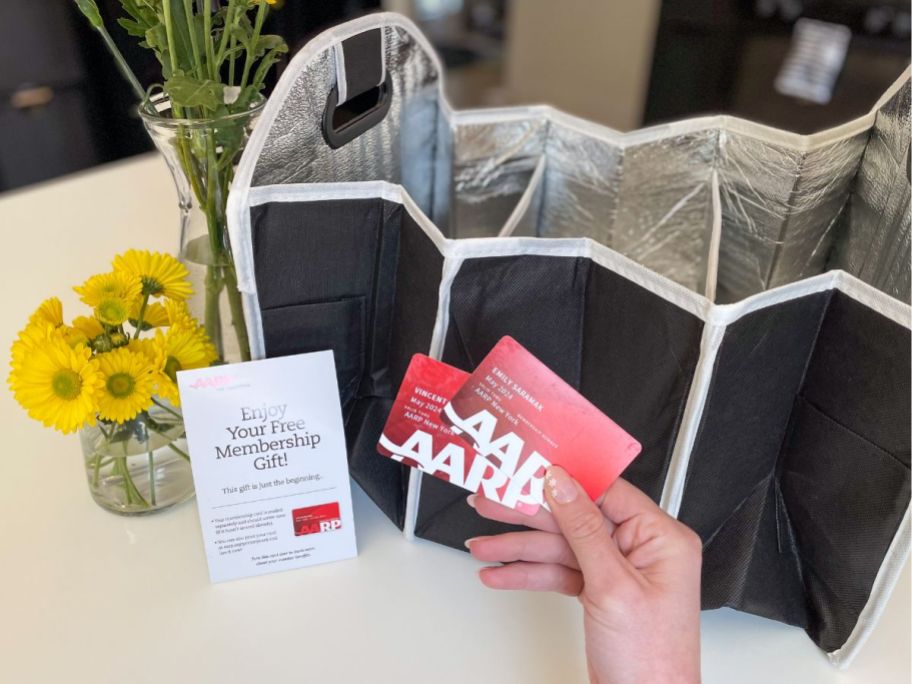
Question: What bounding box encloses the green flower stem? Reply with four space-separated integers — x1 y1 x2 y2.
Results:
92 450 104 487
182 0 205 80
222 263 251 361
239 2 268 90
167 442 191 462
133 292 150 338
204 139 223 260
202 0 216 81
95 427 151 509
204 266 223 359
118 442 133 505
215 0 238 67
91 20 145 101
162 1 180 87
176 140 205 205
148 448 156 506
144 423 191 463
170 124 223 359
151 397 183 421
92 423 114 487
110 456 124 502
201 132 229 358
228 31 238 86
114 451 149 508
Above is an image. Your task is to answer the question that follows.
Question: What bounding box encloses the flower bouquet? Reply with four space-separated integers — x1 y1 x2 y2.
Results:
8 250 217 514
74 0 288 363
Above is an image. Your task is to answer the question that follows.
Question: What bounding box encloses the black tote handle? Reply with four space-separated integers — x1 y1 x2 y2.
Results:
322 28 393 149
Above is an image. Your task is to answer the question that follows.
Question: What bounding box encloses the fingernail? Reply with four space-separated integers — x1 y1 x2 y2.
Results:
546 465 578 504
464 536 482 549
466 494 477 509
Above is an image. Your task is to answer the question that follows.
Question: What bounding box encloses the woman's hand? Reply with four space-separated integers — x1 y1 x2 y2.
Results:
467 466 702 684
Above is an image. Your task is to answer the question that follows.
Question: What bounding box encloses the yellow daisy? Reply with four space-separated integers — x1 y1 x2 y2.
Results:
10 322 59 370
8 335 103 434
28 297 65 329
109 331 129 348
74 271 142 307
61 325 91 349
71 316 105 342
129 300 169 330
152 326 218 405
127 337 157 365
164 299 194 329
25 299 89 348
96 348 155 423
74 271 141 327
113 250 192 301
95 298 132 327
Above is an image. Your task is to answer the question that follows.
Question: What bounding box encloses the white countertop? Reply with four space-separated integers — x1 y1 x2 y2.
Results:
0 156 908 683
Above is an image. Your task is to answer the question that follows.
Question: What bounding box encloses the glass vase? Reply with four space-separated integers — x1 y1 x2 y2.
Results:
140 97 264 364
81 398 193 515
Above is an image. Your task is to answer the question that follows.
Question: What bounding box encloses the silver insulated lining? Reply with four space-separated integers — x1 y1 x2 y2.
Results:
247 17 911 304
251 25 441 215
833 82 911 301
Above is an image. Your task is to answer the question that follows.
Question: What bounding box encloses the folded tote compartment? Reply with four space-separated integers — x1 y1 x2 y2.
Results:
675 287 910 659
249 195 444 528
227 14 911 665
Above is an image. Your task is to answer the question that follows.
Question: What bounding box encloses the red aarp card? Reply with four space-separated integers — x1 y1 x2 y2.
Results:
377 355 542 514
441 336 642 507
377 354 473 477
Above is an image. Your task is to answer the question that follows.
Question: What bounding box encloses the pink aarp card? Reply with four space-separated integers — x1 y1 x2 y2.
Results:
441 336 642 506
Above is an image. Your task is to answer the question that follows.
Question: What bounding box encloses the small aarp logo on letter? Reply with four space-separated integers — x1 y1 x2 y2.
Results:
188 375 237 390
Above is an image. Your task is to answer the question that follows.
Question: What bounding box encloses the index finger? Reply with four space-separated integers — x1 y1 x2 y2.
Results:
468 494 561 534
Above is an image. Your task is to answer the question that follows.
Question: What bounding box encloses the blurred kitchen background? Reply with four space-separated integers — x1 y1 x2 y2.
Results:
1 0 909 193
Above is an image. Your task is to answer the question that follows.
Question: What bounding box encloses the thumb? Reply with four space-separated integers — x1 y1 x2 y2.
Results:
545 465 634 594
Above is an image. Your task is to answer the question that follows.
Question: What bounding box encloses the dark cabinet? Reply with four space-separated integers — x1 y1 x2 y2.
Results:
0 89 98 190
0 3 101 192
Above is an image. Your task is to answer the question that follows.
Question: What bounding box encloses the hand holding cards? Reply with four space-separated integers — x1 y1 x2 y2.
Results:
378 337 642 510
